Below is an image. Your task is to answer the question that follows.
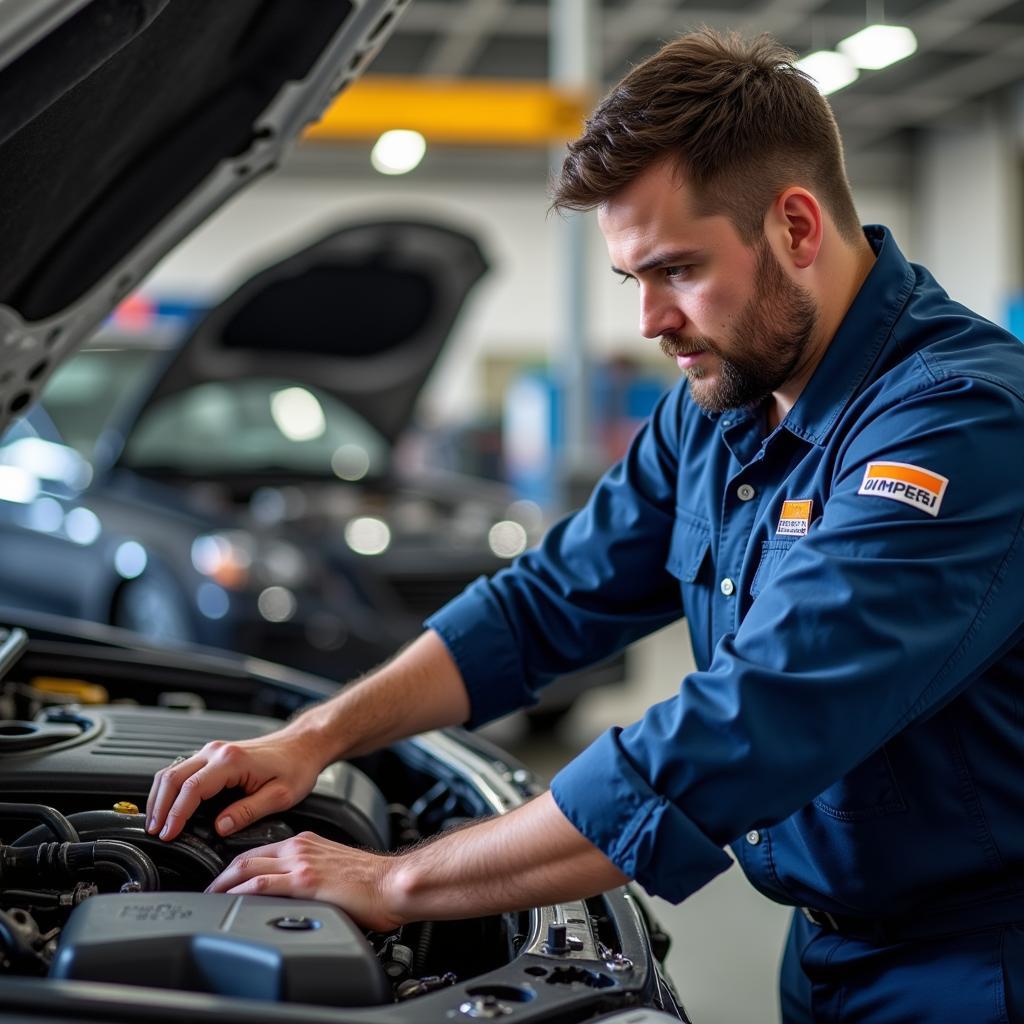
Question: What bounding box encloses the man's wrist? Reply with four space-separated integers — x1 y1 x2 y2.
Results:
380 852 421 928
284 703 347 768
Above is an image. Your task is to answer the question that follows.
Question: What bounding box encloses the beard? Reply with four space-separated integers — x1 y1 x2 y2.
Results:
659 240 818 414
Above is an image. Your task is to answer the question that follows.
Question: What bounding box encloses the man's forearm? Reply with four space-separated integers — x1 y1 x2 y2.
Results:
385 791 630 924
290 629 472 765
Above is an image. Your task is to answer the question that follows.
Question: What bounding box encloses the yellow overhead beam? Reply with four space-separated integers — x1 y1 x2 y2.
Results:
304 77 592 146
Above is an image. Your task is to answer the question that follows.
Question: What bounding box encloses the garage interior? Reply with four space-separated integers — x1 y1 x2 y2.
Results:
4 1 1024 1021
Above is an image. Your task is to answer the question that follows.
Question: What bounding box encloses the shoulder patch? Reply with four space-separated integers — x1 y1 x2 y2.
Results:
857 461 948 517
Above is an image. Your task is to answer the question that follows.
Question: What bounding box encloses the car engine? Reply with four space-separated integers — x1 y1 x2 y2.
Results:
0 703 402 1004
0 626 683 1022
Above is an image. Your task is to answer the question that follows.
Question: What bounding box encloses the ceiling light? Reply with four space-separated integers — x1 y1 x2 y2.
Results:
795 50 860 96
838 24 917 70
371 129 426 175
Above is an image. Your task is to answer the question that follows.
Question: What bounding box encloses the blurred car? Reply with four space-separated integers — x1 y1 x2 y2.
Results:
0 4 680 1023
0 221 543 674
0 217 623 718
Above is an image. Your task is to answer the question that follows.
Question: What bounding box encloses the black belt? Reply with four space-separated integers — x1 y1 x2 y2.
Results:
799 892 1024 945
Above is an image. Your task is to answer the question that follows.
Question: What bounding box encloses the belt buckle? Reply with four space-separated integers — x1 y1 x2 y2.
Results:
801 906 839 930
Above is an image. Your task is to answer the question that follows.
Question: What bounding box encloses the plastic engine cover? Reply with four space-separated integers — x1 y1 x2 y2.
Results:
50 892 391 1007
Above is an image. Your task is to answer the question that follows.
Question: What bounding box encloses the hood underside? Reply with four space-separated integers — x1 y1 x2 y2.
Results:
0 0 406 438
114 219 489 446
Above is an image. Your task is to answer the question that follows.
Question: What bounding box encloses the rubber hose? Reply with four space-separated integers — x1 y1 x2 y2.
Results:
414 920 434 974
14 811 223 881
3 840 160 892
0 802 78 843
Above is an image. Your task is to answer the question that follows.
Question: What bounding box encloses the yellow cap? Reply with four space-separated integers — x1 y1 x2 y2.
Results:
113 801 139 815
31 677 109 704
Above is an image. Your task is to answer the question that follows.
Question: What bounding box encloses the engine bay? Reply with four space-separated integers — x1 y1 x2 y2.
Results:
0 624 682 1022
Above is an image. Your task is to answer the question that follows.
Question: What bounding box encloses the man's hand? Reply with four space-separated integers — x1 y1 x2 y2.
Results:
146 729 326 841
205 832 401 932
202 792 630 930
146 631 471 842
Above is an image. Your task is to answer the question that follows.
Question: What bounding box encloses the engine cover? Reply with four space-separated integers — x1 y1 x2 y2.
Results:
50 892 391 1006
0 705 390 849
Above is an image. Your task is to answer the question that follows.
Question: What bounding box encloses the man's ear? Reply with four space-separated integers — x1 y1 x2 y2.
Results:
766 188 823 270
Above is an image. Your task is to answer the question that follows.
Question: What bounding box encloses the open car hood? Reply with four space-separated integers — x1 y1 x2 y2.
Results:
114 218 489 448
0 0 407 441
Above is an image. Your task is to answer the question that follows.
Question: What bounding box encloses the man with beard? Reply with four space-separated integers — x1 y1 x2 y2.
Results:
146 30 1024 1021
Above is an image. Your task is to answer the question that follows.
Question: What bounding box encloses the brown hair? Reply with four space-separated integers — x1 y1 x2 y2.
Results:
551 29 861 245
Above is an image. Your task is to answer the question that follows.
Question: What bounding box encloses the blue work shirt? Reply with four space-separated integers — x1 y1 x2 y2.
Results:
427 226 1024 921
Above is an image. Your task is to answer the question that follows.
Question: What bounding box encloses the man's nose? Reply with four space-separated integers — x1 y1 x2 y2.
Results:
639 288 685 340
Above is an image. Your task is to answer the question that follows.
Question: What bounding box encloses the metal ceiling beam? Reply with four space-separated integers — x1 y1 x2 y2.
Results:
602 0 690 71
304 77 589 145
421 0 516 78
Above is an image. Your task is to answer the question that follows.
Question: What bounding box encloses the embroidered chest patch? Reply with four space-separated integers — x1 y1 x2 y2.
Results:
777 499 813 537
857 461 948 517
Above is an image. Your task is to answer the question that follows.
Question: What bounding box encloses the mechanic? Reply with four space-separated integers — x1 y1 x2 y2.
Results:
146 30 1024 1022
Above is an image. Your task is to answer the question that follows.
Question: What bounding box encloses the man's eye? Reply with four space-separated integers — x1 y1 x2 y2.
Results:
664 265 689 279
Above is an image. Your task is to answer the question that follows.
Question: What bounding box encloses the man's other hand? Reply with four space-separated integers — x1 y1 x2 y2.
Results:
205 831 402 932
146 730 324 841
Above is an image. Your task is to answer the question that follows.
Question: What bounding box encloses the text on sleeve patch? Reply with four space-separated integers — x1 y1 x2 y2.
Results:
857 461 948 517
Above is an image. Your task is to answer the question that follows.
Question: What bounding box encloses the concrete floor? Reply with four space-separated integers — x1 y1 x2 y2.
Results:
480 620 793 1024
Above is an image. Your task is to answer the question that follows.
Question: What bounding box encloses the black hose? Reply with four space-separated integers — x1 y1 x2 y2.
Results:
2 840 160 892
0 889 60 909
0 802 78 844
14 811 224 882
92 840 161 892
414 920 434 974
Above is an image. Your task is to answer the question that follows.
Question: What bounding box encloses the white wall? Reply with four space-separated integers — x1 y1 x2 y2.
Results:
145 169 913 422
913 100 1021 324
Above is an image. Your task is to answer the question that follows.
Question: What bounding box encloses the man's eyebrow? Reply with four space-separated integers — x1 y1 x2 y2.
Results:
610 248 703 277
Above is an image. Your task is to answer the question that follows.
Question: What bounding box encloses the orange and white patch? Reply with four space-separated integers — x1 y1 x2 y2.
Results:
857 461 948 517
777 499 813 537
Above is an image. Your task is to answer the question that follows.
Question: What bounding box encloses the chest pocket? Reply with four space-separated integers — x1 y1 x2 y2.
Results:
665 509 713 666
666 509 711 582
749 539 797 599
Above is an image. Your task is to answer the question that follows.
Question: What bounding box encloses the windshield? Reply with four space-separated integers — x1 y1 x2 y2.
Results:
41 344 164 457
121 377 390 479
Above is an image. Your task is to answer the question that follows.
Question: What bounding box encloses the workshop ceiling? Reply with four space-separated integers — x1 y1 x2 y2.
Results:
284 0 1024 185
379 0 1024 152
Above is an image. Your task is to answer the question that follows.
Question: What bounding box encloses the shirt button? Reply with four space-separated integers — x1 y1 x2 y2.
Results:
720 578 735 597
737 484 756 501
746 830 761 846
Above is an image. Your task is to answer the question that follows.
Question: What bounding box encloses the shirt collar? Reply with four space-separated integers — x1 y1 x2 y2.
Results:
780 224 916 447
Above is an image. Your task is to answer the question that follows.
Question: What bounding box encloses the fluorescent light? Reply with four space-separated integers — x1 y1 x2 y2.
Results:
795 50 860 96
838 24 917 70
371 129 426 175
